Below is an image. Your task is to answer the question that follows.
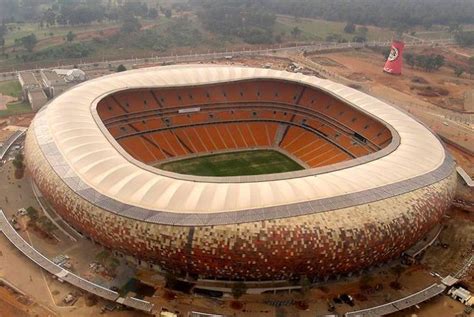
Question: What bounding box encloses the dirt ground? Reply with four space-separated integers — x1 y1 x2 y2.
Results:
422 208 474 288
306 48 473 153
0 129 16 143
446 143 474 176
0 114 34 127
311 48 473 112
0 94 15 110
389 295 466 317
0 286 35 317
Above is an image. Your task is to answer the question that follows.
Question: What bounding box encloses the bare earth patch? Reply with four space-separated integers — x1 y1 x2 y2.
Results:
0 94 16 110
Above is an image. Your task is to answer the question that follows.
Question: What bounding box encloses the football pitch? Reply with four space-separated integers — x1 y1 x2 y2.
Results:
158 150 304 177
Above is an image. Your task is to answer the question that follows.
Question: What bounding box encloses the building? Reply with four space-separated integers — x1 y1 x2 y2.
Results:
40 69 69 99
18 71 47 111
40 69 86 99
449 287 473 306
25 65 457 283
18 68 87 110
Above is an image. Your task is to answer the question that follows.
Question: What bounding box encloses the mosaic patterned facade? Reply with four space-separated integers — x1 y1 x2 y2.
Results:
25 127 457 281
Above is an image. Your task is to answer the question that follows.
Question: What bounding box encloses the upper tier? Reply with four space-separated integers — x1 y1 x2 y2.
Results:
96 79 392 170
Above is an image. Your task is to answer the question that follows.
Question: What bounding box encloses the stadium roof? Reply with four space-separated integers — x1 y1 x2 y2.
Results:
31 65 451 224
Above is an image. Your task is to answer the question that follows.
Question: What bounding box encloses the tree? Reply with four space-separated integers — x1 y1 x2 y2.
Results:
390 264 405 283
85 294 98 307
148 8 158 19
352 35 366 43
12 157 24 170
433 54 445 70
448 23 463 34
42 8 56 26
120 2 149 18
197 2 275 44
422 17 433 30
121 16 141 33
116 64 127 72
291 26 301 38
164 8 172 18
26 207 39 221
344 22 356 34
358 26 368 36
359 274 374 288
382 48 391 60
468 56 474 79
415 54 429 71
0 22 5 54
164 272 178 290
407 53 444 72
0 21 5 39
56 14 67 26
12 153 24 172
298 275 311 296
454 67 464 77
66 31 76 42
231 281 247 299
455 31 474 47
20 33 37 52
404 53 416 68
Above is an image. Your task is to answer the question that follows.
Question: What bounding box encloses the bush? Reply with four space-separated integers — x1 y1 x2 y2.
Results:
26 207 39 221
352 35 367 43
12 153 24 178
231 281 247 299
344 22 356 34
22 43 94 62
85 294 98 306
127 19 203 51
95 250 111 263
454 67 464 77
299 275 311 295
455 31 474 47
66 31 76 42
404 53 445 72
121 16 141 34
241 27 274 44
20 34 37 52
12 158 23 170
116 64 126 72
164 272 179 290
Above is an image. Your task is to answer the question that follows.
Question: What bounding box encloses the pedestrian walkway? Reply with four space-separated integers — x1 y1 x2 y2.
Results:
0 209 153 313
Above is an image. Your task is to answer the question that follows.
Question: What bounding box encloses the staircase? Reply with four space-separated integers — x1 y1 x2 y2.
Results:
273 123 288 146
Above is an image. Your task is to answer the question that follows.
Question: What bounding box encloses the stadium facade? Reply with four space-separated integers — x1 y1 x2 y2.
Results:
25 65 456 281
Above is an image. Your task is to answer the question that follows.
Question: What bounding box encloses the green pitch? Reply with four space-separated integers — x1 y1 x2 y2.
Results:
159 150 304 177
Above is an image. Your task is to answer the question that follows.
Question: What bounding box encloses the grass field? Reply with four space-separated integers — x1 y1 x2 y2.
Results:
0 80 22 98
0 101 32 117
0 80 31 117
3 21 122 47
159 150 304 177
275 15 392 42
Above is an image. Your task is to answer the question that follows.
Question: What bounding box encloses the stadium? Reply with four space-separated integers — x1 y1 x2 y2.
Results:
24 65 457 282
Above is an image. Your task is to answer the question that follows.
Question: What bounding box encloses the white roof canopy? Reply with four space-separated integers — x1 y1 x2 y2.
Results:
35 65 446 215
